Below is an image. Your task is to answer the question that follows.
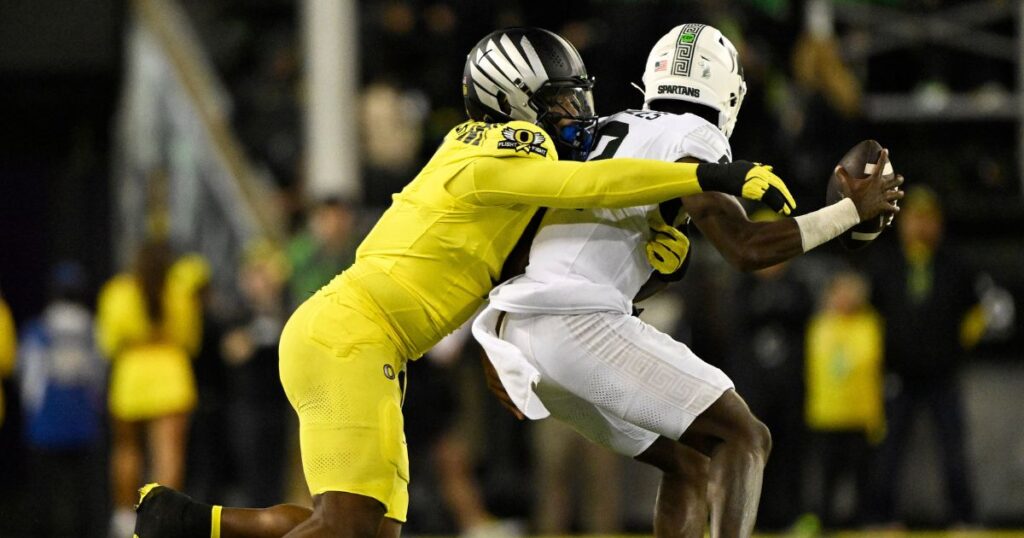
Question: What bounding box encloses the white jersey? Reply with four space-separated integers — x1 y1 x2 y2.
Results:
489 110 732 314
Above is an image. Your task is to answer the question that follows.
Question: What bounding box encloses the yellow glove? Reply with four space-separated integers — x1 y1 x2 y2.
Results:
646 215 690 275
696 161 797 215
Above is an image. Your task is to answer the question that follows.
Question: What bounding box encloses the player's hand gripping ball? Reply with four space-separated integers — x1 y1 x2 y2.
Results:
826 140 904 250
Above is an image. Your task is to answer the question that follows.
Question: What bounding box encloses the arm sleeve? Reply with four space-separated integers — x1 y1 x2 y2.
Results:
95 282 119 359
163 285 202 357
460 156 704 208
164 256 209 357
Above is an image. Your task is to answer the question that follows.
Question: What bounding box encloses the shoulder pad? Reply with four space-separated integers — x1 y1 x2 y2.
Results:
678 120 732 164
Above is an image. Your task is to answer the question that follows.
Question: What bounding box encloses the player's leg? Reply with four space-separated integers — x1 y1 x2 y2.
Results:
136 297 409 538
135 483 312 537
221 505 313 537
531 378 706 537
679 389 771 538
539 312 768 538
278 492 385 537
276 297 409 537
136 382 399 538
376 517 402 538
495 311 733 537
635 437 710 538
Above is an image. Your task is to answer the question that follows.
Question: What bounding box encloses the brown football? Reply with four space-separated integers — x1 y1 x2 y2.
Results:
826 139 893 250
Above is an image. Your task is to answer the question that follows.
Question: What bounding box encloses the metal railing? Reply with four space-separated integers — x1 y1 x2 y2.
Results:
112 0 284 294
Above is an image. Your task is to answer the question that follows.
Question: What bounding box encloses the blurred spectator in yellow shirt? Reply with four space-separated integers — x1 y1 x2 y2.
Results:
805 270 884 528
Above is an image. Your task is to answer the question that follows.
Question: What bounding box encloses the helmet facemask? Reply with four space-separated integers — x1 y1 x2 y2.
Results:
530 78 598 161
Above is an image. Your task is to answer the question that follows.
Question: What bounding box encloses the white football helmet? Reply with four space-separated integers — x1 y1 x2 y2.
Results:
641 24 747 138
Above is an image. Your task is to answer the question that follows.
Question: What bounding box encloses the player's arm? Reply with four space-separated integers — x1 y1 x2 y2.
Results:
634 192 801 297
459 155 796 214
685 152 904 271
685 192 803 271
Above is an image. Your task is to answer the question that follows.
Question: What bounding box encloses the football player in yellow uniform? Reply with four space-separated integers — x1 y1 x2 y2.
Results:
134 27 795 538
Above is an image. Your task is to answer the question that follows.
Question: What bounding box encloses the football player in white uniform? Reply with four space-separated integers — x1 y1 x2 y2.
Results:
473 24 903 538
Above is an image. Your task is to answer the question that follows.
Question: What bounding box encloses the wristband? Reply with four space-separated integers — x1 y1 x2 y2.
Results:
793 198 860 252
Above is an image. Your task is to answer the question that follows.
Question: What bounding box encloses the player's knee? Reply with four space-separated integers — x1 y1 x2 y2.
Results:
739 416 771 459
659 445 706 478
711 390 771 457
638 437 704 478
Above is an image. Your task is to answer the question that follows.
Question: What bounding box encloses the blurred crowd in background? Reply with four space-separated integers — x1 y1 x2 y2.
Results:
1 0 1024 536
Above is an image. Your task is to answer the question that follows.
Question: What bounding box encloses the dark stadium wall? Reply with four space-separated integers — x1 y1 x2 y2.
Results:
0 0 120 321
0 4 120 534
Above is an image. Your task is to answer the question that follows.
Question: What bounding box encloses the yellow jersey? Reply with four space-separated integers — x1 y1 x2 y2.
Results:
320 120 710 358
96 255 209 359
805 309 885 441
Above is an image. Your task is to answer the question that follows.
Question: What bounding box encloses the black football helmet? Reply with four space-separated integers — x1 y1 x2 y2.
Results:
463 27 597 161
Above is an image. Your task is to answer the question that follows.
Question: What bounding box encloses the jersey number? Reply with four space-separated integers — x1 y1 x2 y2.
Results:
589 121 629 161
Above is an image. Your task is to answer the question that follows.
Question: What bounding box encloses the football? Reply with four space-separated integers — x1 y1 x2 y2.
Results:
826 139 894 250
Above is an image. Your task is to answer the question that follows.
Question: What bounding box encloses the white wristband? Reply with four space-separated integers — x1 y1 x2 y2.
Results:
793 198 861 252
